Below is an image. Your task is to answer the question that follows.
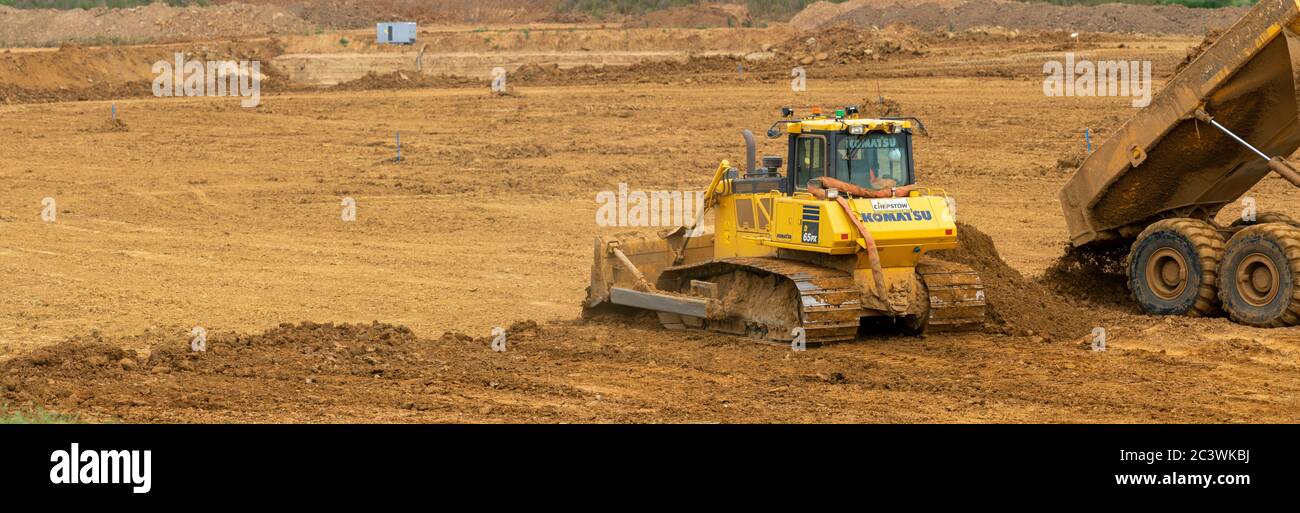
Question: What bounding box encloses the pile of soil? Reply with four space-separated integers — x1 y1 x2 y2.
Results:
858 95 903 118
797 0 1247 36
331 70 481 91
791 0 964 32
0 320 547 422
771 24 927 66
511 55 746 86
933 222 1099 342
0 3 311 47
632 3 753 29
7 317 1292 423
0 40 290 104
217 0 562 29
1055 147 1086 172
0 80 153 105
102 117 130 133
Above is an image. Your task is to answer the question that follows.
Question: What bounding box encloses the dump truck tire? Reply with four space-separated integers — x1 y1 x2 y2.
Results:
1216 223 1300 327
1126 218 1225 316
1228 211 1300 229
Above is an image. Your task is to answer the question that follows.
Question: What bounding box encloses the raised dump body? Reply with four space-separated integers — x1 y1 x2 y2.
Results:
1060 0 1300 246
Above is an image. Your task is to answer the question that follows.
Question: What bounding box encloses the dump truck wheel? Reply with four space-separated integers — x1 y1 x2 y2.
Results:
1216 223 1300 327
1126 218 1224 316
1228 211 1300 229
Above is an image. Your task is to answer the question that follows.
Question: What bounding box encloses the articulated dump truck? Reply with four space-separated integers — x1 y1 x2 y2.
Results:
1060 0 1300 327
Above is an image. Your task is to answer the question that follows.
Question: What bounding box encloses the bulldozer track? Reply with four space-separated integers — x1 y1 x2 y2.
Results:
916 259 987 331
660 257 986 342
661 257 863 345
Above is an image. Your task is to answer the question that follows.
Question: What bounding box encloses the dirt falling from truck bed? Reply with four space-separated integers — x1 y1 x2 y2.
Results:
934 223 1098 341
1041 240 1134 309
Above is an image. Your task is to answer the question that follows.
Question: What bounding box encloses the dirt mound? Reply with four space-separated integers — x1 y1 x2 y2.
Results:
0 79 152 105
0 40 291 104
1 321 472 421
631 3 753 29
102 117 130 132
789 0 862 32
1055 146 1086 172
860 95 903 117
0 3 311 47
799 0 1246 35
511 54 745 86
332 70 481 91
772 23 926 66
7 318 1294 423
790 0 964 32
933 223 1098 342
217 0 562 28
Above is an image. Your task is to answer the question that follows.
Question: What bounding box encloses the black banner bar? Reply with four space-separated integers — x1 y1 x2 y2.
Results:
0 424 1292 501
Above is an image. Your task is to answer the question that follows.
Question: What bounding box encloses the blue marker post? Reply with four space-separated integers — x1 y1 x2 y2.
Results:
111 103 116 122
1084 128 1092 154
396 131 402 162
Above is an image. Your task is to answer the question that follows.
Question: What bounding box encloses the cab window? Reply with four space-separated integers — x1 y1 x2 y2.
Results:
834 133 912 190
794 136 826 189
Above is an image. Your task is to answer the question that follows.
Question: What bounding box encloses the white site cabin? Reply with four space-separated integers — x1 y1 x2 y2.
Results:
377 22 417 45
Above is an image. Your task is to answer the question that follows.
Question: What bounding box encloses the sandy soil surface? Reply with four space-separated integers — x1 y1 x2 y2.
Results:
0 0 1248 48
2 6 1299 423
5 318 1297 423
793 0 1247 34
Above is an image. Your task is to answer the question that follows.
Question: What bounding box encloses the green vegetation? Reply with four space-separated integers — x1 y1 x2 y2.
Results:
0 404 81 424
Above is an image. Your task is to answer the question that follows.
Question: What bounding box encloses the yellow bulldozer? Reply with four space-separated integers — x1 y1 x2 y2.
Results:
584 107 986 345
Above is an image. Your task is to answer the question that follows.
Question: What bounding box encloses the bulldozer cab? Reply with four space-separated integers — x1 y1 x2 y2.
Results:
778 111 918 193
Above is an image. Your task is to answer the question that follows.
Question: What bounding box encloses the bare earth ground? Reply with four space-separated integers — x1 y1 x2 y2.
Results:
2 29 1299 423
